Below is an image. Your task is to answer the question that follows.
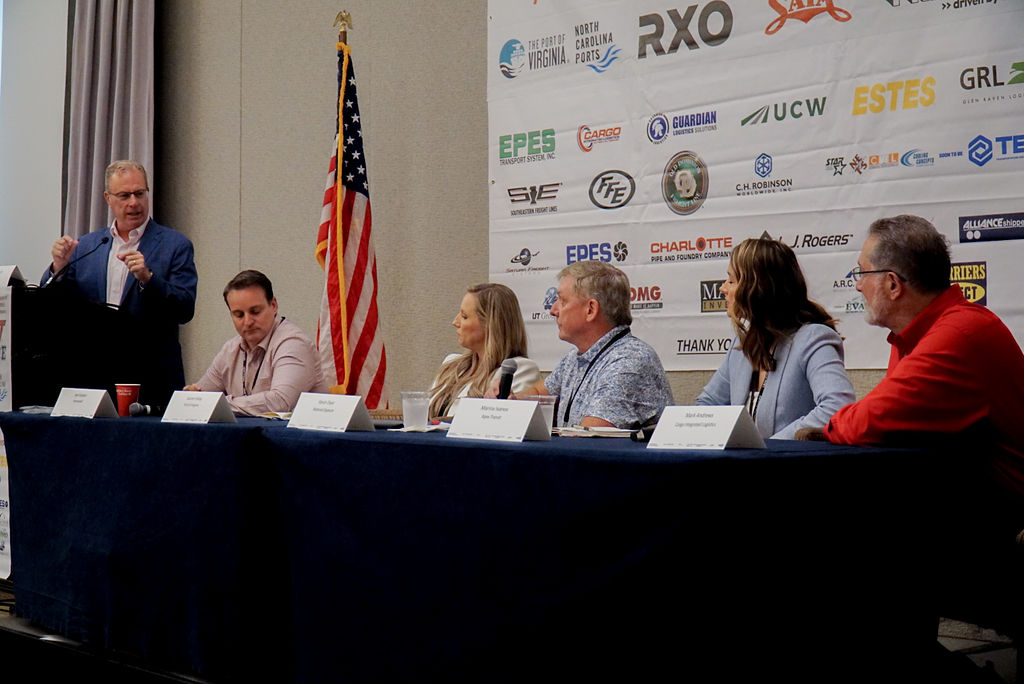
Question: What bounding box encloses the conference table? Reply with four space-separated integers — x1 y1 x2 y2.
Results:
0 412 956 682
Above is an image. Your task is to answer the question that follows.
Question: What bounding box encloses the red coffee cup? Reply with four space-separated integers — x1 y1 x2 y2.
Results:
115 383 141 417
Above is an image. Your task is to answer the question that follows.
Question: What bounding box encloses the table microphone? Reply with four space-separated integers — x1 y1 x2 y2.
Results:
129 402 164 417
497 358 518 400
43 236 110 287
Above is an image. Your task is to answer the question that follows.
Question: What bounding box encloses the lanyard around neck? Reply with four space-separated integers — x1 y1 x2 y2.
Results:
562 327 630 425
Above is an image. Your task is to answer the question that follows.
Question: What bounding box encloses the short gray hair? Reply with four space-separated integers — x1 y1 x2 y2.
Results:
105 160 149 191
868 215 950 294
558 260 632 326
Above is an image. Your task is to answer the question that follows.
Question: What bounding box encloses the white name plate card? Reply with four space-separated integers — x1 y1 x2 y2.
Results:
287 392 373 432
162 391 237 424
51 388 118 418
447 398 551 442
648 406 765 450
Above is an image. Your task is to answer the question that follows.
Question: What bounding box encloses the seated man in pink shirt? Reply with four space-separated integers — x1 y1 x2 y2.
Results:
185 269 328 415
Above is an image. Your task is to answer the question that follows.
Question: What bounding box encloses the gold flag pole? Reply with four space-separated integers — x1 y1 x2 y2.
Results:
334 10 352 45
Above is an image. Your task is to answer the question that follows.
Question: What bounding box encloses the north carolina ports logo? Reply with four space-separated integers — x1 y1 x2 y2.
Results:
499 39 526 79
765 0 852 36
662 151 709 215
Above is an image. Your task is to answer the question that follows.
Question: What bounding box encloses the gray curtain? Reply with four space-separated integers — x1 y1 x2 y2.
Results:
63 0 154 239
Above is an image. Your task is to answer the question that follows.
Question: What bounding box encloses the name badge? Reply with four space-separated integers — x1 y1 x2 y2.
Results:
288 392 373 432
51 387 118 418
162 391 237 424
648 406 765 450
447 398 551 442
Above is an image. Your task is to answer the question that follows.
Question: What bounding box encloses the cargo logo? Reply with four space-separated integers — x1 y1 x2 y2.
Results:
676 337 732 355
662 151 709 215
737 153 794 196
507 182 561 217
968 134 1024 167
589 170 636 209
638 2 734 59
631 284 665 311
498 129 556 165
959 212 1024 243
950 261 987 306
651 236 733 262
498 34 567 80
765 0 852 36
575 21 620 73
577 124 622 152
700 280 726 313
741 97 827 126
851 77 936 115
566 241 628 264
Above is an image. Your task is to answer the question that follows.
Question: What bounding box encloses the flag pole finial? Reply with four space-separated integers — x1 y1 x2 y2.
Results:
334 11 353 44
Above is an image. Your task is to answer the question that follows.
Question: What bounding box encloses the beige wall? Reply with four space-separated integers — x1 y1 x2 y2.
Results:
155 1 882 406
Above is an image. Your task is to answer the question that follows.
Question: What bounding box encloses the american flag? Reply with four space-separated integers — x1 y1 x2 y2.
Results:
316 42 388 408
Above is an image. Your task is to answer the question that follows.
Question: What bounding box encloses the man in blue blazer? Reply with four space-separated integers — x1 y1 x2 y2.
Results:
42 160 197 404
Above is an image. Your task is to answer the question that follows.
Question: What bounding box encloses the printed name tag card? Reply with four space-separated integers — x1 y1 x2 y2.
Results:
648 406 765 450
51 388 118 418
162 391 237 424
288 392 373 432
447 398 551 442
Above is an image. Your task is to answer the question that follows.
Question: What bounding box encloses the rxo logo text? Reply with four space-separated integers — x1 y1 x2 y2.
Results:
638 2 733 58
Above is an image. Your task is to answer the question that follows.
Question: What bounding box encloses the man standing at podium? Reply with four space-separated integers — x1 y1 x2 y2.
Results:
43 160 197 404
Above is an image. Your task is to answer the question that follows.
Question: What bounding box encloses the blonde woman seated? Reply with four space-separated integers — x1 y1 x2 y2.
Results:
697 238 855 440
429 283 540 419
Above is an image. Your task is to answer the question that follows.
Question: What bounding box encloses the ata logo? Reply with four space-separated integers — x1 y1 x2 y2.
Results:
589 170 636 209
662 151 709 215
765 0 851 35
742 97 826 125
638 2 733 58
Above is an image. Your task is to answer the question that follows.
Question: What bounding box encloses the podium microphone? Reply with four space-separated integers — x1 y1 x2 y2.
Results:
129 402 164 417
497 358 518 400
43 236 110 287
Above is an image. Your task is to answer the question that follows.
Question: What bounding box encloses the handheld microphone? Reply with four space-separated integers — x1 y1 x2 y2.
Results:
44 236 111 287
129 402 164 417
497 358 518 400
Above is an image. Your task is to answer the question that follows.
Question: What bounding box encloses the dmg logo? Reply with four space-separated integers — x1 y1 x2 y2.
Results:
638 2 733 59
766 0 852 35
741 97 826 126
851 77 935 115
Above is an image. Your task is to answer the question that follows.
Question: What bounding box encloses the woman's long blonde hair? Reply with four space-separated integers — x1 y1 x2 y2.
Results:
429 283 528 418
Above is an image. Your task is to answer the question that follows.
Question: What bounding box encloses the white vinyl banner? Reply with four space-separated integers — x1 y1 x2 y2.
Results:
487 0 1024 371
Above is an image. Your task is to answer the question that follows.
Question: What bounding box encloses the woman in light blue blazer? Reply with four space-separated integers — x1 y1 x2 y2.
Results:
697 238 855 440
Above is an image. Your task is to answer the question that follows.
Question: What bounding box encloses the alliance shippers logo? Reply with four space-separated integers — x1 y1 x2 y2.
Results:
638 2 734 59
765 0 852 35
950 261 987 306
959 212 1024 243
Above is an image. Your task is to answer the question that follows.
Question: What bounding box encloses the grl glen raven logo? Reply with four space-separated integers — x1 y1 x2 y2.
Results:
638 2 734 59
662 151 709 215
765 0 852 35
589 170 635 209
742 96 826 126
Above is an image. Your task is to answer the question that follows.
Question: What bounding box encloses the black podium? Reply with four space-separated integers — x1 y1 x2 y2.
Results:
9 283 162 408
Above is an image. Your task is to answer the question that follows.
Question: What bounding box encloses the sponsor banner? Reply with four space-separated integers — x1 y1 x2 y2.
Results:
487 0 1024 370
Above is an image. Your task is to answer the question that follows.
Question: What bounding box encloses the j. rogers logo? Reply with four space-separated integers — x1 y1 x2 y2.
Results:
765 0 852 36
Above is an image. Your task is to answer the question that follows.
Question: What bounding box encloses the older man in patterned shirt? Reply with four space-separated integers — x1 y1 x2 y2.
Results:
519 260 673 428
